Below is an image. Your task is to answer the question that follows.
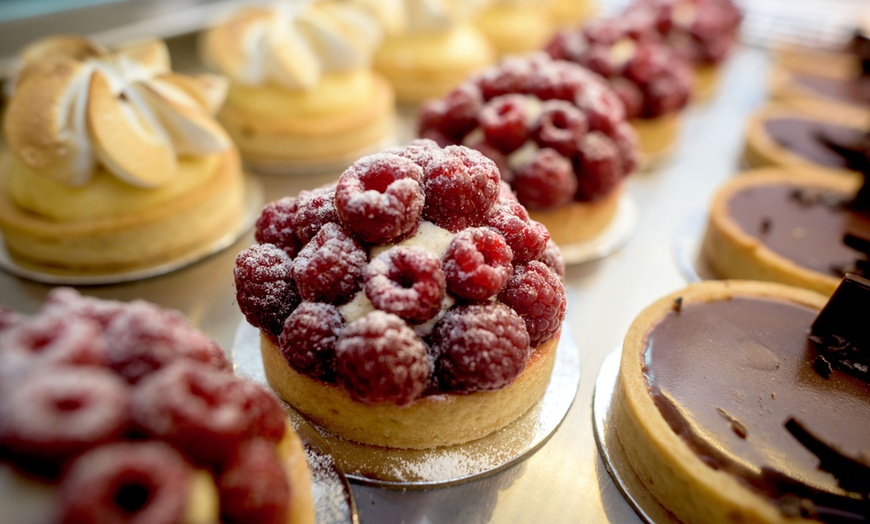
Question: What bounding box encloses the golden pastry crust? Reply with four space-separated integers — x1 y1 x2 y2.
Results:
701 168 859 296
613 280 826 524
772 45 858 80
630 112 680 170
529 183 622 246
743 103 866 173
768 65 870 121
692 63 721 101
280 425 316 524
374 24 495 104
0 148 245 272
261 332 558 450
219 73 394 171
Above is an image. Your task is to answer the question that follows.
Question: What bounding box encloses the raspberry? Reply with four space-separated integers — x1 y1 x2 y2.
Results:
418 82 483 140
423 145 500 232
479 94 530 154
610 77 644 120
530 100 589 157
41 288 124 328
278 302 343 380
498 261 566 348
0 367 130 469
255 197 302 258
389 139 445 172
294 185 340 244
335 153 424 245
612 122 640 174
217 439 291 524
234 244 299 337
0 307 23 333
131 362 271 466
57 442 190 524
498 180 519 203
539 239 566 279
334 311 431 406
443 228 513 301
486 201 550 263
544 32 585 64
105 301 229 384
477 56 532 100
292 223 367 305
233 380 287 443
528 61 585 103
365 247 446 324
576 81 626 135
575 131 623 201
433 303 531 394
513 148 577 210
581 45 616 78
468 140 512 184
0 313 106 375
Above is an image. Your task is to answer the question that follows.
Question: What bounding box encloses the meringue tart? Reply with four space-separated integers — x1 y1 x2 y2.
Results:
201 3 395 172
0 37 246 275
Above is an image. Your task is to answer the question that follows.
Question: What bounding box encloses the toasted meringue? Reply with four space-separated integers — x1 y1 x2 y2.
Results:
4 36 231 188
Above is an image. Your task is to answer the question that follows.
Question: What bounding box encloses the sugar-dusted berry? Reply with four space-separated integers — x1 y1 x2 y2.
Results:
513 148 577 210
218 438 291 524
335 311 431 406
57 442 190 524
530 100 589 158
539 239 566 279
365 247 446 324
0 313 106 374
498 261 566 348
433 303 530 393
294 185 340 244
255 197 302 258
234 244 299 338
479 94 530 154
486 200 550 263
292 223 367 305
336 153 424 245
279 302 343 380
423 145 500 232
575 132 623 202
443 228 513 301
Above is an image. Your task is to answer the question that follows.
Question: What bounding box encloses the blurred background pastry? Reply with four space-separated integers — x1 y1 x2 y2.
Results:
0 36 245 275
201 1 394 173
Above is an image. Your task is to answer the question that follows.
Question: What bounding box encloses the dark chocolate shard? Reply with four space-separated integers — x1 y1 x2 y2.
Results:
844 211 870 255
813 355 833 379
785 418 870 497
672 296 683 313
809 274 870 381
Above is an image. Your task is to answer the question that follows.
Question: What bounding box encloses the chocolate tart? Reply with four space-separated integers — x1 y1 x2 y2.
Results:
743 104 867 174
612 279 870 523
701 168 866 295
769 65 870 122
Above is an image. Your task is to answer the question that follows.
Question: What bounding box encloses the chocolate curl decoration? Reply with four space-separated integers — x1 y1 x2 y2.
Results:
808 274 870 381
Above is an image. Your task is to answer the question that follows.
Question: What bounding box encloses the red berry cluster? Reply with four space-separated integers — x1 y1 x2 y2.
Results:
238 141 567 407
418 54 638 208
545 15 694 120
628 0 742 66
0 289 292 524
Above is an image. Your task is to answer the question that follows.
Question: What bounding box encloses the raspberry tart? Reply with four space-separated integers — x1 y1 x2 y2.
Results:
0 36 245 275
200 1 394 172
611 278 870 523
626 0 742 97
0 288 314 524
418 54 639 247
234 141 567 450
545 15 693 165
701 168 869 296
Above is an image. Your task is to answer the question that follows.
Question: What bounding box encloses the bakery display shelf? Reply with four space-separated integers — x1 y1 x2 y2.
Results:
233 322 581 489
0 36 771 522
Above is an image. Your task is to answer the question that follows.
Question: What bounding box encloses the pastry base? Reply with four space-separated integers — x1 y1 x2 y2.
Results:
701 168 859 296
742 102 866 175
630 113 680 170
613 280 825 524
0 149 246 273
475 6 555 56
219 74 395 171
374 24 495 104
280 424 316 524
261 332 558 450
693 63 721 101
529 184 622 246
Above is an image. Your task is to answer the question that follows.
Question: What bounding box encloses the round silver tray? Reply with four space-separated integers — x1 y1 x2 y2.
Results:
560 193 638 266
0 176 264 286
233 321 581 489
592 346 679 524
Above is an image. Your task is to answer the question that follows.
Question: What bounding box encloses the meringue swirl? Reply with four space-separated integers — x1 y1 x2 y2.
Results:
3 37 230 188
201 1 381 90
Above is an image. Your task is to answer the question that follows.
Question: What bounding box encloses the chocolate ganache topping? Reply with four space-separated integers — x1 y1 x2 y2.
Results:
643 295 870 521
727 183 870 277
764 118 866 169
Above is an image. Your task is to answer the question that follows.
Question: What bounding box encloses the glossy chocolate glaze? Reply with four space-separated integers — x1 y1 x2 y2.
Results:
764 118 864 169
643 297 870 520
727 183 868 276
794 74 870 105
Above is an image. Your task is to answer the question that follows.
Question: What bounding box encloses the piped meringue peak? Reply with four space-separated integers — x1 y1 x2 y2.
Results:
201 1 382 90
352 0 485 35
4 36 230 188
